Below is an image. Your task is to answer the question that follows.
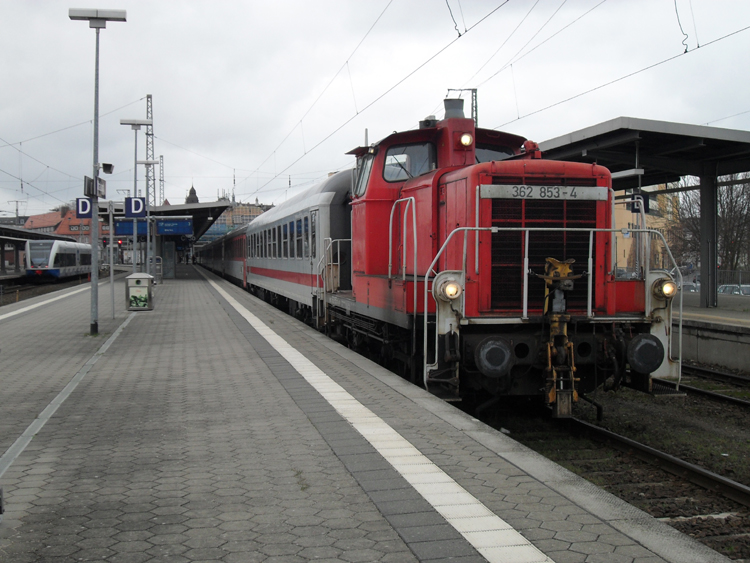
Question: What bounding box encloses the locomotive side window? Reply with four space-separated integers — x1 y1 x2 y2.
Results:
475 143 514 163
383 143 435 182
353 154 374 197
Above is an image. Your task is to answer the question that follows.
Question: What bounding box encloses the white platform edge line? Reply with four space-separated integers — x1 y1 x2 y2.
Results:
0 285 90 322
0 312 136 479
208 279 554 563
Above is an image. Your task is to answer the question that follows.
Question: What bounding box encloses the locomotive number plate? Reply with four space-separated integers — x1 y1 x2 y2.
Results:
480 184 608 201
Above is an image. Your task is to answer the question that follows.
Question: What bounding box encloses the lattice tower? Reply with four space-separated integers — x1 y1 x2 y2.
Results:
145 95 157 207
159 155 164 206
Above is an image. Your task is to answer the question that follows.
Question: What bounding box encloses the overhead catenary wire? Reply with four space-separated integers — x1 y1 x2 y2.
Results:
237 0 395 191
494 23 750 130
239 1 511 200
474 0 608 90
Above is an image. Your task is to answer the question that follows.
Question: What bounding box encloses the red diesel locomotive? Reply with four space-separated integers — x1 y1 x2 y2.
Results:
199 99 681 417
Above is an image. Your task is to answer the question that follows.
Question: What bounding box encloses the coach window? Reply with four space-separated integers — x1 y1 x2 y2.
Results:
282 224 288 258
296 219 303 258
277 226 282 259
303 217 310 258
383 143 435 182
288 221 295 258
272 227 277 258
310 211 317 259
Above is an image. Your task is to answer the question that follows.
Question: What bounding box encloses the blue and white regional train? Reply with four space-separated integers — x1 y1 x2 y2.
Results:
25 240 92 279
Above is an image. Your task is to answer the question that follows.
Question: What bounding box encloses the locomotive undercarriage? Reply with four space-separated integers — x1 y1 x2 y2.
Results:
320 299 656 419
452 320 654 417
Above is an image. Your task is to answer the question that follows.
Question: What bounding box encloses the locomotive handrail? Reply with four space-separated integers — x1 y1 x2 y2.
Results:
388 197 419 333
388 197 417 282
422 226 683 390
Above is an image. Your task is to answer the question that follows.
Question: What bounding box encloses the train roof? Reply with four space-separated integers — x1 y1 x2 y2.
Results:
248 169 354 229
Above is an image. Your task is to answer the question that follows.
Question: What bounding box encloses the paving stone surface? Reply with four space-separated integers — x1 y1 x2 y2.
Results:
0 265 732 562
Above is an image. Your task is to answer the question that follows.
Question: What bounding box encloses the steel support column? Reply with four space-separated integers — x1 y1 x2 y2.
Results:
699 164 718 308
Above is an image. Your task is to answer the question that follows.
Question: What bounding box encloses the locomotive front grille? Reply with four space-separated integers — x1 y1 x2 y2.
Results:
491 197 597 312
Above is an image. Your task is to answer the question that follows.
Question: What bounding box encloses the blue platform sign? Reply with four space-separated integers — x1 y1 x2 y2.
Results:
114 219 147 236
125 197 146 217
157 219 193 235
76 198 92 218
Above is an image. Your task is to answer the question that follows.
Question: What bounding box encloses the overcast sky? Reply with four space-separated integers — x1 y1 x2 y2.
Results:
1 0 749 217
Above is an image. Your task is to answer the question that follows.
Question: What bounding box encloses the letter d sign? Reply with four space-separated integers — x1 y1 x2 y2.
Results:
76 198 92 218
126 197 146 218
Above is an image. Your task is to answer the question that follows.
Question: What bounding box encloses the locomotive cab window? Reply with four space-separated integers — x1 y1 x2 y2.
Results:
353 153 374 197
475 143 514 163
383 143 435 182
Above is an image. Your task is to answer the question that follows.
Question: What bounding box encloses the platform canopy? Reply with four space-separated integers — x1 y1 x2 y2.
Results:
539 117 750 308
539 116 750 191
150 201 231 240
0 224 74 243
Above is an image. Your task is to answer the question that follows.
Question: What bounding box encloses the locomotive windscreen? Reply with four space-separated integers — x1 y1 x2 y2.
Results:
490 196 597 312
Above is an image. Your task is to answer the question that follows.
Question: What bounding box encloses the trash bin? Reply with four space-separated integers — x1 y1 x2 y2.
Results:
126 273 154 311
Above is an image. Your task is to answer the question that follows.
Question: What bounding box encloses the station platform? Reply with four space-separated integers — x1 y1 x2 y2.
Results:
0 265 732 563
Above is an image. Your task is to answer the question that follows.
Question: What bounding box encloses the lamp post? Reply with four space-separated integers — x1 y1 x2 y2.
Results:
69 8 126 336
120 119 152 274
137 160 159 276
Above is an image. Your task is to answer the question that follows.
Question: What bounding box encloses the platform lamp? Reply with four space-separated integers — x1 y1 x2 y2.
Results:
137 159 159 276
120 119 152 274
69 8 126 336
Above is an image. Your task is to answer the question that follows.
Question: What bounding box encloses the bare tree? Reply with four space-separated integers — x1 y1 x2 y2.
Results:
672 173 750 270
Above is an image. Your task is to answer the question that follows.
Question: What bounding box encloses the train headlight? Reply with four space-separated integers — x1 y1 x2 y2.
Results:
652 278 677 300
460 133 473 147
433 272 464 302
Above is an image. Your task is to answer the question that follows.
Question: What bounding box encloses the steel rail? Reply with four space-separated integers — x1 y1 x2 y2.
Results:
653 377 750 409
570 418 750 509
682 363 750 388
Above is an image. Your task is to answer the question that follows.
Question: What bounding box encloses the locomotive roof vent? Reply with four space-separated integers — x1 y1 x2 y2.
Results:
444 98 465 119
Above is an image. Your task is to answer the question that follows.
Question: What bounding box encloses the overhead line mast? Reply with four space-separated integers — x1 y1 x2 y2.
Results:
146 94 157 207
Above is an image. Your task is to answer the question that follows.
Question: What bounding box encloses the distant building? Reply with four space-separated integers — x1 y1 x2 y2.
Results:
23 205 109 244
613 186 679 275
200 198 271 242
0 215 28 227
185 186 199 204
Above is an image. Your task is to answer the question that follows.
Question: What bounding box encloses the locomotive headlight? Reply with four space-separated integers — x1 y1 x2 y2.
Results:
437 278 463 301
652 278 677 300
460 133 473 147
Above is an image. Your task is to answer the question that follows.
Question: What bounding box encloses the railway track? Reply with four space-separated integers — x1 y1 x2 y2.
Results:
569 417 750 509
650 363 750 409
0 276 91 307
480 391 750 560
